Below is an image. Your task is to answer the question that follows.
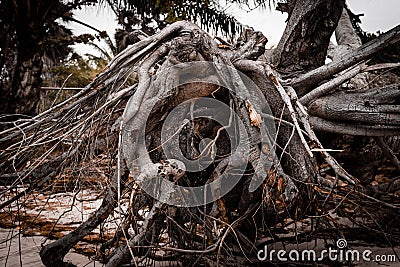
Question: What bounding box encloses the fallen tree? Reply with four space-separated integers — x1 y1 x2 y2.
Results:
1 1 399 266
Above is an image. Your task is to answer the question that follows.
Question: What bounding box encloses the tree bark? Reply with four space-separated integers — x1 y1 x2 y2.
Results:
272 0 345 75
0 0 58 116
308 83 400 126
291 24 400 93
8 52 43 115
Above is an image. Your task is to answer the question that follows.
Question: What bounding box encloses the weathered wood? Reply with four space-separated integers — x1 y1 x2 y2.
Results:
309 116 400 136
272 0 345 74
40 162 129 266
292 24 400 94
299 63 364 106
308 83 400 126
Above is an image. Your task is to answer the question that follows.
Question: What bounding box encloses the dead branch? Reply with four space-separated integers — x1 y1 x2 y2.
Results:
291 24 400 94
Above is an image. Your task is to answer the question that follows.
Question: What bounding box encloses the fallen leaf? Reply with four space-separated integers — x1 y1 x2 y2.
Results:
277 177 285 193
344 207 355 213
217 44 230 49
245 100 262 128
375 174 391 183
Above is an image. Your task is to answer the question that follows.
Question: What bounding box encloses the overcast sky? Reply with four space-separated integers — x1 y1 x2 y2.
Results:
70 0 400 57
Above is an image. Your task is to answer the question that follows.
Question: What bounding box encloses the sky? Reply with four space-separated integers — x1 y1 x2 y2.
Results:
69 0 400 57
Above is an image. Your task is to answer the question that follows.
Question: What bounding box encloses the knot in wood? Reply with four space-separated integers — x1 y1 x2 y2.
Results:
170 29 210 62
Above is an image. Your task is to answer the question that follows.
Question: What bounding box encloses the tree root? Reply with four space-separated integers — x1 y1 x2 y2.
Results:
0 20 399 266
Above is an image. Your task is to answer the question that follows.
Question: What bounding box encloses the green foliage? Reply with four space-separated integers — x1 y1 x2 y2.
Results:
39 53 108 112
45 53 108 88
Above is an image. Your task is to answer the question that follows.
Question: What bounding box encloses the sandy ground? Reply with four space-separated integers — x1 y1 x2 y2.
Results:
0 188 113 266
0 188 398 266
0 228 101 267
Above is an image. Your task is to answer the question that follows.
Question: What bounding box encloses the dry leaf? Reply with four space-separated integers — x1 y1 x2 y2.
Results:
320 163 329 168
217 44 230 49
375 174 391 183
277 177 285 193
245 100 262 128
344 207 355 213
325 174 335 180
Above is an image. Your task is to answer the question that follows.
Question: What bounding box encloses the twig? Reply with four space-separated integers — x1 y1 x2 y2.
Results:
375 137 400 172
264 67 313 157
299 63 365 106
284 85 358 184
291 24 400 93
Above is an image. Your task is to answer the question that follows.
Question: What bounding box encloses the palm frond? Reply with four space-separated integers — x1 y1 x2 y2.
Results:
102 0 277 36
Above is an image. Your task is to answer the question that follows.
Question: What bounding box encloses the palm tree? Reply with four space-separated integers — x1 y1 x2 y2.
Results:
0 0 266 116
0 0 98 116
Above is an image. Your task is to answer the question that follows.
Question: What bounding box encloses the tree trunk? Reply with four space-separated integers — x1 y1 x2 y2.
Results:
0 0 57 116
272 0 345 75
8 51 43 115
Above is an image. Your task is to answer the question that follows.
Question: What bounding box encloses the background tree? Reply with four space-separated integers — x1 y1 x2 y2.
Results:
107 0 249 52
0 0 257 116
39 52 108 112
0 0 100 116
